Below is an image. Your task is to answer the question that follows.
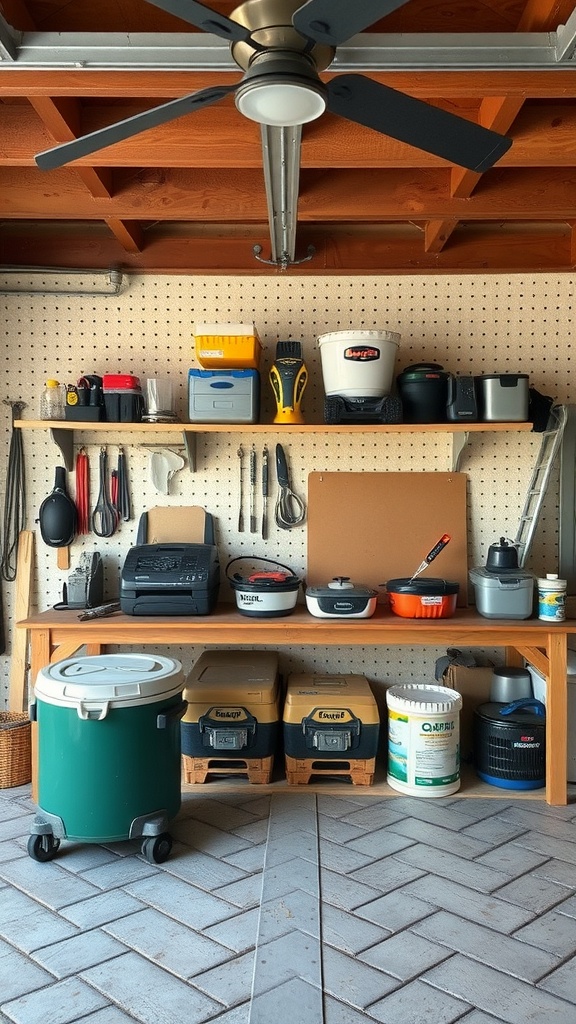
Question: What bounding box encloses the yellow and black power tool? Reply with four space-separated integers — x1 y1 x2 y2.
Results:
269 340 308 424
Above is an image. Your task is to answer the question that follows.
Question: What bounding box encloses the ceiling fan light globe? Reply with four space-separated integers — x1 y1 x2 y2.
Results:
236 79 326 126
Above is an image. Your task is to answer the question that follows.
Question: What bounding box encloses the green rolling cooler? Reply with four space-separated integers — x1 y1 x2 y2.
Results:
29 654 186 864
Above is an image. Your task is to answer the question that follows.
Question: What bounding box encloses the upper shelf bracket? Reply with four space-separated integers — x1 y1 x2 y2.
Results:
46 426 196 472
182 431 196 471
452 431 470 472
50 427 74 471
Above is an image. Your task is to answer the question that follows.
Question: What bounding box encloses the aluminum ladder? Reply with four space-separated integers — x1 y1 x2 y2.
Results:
514 403 567 567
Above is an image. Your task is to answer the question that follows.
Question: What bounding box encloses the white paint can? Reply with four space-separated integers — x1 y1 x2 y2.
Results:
537 574 567 622
386 683 462 797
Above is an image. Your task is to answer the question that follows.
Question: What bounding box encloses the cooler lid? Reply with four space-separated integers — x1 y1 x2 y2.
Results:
477 700 546 725
35 654 184 707
285 673 376 706
469 567 534 584
306 582 378 598
185 650 279 704
386 578 459 596
386 683 462 713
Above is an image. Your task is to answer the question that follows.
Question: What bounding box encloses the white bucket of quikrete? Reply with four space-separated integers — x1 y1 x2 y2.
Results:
386 683 462 797
317 330 400 398
537 574 567 622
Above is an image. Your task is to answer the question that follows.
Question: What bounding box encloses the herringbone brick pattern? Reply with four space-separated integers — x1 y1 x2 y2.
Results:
1 784 576 1023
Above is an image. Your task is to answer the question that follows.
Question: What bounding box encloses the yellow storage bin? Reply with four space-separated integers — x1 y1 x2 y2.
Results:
283 673 380 785
194 323 262 369
181 650 280 784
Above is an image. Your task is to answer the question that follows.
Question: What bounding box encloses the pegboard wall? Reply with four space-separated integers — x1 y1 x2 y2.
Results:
0 272 574 706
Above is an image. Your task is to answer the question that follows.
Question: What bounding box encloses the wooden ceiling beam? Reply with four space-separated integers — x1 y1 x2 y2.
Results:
3 102 576 169
424 220 460 254
2 69 575 100
2 167 575 221
27 96 119 206
516 0 574 31
104 219 144 252
423 0 569 253
0 222 573 274
431 96 528 250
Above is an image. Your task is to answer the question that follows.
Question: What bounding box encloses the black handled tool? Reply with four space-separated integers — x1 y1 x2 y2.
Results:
275 443 306 530
249 445 257 533
237 445 244 532
91 448 117 538
261 445 269 540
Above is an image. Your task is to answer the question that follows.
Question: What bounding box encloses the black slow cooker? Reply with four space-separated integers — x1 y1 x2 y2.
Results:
396 363 452 423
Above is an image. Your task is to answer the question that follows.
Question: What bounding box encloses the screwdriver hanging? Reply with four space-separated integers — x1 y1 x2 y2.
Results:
261 445 269 540
249 444 257 533
237 445 245 532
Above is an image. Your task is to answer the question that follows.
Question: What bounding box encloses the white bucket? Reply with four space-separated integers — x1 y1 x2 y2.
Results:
386 683 462 797
318 330 400 398
537 574 567 622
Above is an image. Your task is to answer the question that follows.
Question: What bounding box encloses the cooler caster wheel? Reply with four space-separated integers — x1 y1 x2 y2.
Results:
142 833 172 864
27 833 61 862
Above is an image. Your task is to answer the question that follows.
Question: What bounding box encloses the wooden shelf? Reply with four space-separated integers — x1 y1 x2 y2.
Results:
14 418 534 472
18 605 574 806
15 419 534 434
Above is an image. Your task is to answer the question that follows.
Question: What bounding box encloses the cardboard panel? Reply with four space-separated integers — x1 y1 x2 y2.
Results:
307 472 468 605
442 665 495 761
145 506 208 543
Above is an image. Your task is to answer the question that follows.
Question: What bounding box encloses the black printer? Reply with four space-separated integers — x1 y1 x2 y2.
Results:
120 542 220 615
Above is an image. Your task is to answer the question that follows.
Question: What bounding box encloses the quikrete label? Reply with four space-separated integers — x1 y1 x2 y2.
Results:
209 706 248 721
309 707 354 723
344 345 380 362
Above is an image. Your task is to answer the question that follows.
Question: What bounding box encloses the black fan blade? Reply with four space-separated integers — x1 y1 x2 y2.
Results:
326 75 512 173
293 0 411 47
35 84 238 171
146 0 261 46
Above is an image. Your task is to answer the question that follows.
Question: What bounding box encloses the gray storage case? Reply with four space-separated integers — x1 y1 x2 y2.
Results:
188 369 259 423
469 566 534 619
476 374 529 421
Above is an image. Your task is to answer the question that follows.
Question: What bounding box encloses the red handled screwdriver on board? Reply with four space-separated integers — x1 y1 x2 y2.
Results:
409 534 451 583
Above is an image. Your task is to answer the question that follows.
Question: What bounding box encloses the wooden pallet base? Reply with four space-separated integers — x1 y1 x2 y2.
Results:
182 754 274 785
285 755 376 786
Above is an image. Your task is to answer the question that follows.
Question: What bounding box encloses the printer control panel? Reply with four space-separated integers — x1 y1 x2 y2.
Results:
134 551 209 584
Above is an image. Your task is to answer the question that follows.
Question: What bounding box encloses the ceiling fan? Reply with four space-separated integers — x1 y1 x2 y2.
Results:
34 0 513 265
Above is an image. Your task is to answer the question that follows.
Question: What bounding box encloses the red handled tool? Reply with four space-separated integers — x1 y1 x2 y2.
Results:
409 534 451 582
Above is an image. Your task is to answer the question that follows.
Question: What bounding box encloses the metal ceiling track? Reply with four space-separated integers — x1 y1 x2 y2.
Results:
1 25 576 70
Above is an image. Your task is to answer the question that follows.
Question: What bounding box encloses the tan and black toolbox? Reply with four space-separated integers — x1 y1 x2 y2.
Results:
283 673 380 785
181 650 280 783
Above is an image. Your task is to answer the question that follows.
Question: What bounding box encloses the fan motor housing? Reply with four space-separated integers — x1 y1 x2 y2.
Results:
230 0 335 71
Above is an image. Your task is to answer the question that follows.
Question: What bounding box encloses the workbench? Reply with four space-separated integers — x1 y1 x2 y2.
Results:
18 605 576 805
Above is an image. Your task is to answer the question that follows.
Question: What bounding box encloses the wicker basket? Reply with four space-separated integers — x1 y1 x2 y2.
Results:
0 712 31 788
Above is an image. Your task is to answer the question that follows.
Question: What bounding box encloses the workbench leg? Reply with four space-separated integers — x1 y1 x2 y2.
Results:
546 631 568 806
29 629 51 806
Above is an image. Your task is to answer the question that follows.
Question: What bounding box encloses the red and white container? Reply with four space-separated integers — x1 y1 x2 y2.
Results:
318 330 400 398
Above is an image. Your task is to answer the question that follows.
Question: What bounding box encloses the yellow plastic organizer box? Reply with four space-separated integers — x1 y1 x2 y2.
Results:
181 650 281 784
194 323 262 370
283 673 380 785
